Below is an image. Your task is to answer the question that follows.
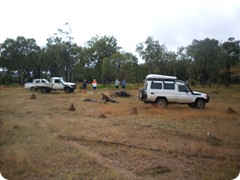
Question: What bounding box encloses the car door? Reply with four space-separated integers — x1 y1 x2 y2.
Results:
148 81 162 101
52 79 64 90
177 84 194 103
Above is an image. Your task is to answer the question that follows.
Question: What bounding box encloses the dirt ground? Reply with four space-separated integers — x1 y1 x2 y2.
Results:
0 85 240 180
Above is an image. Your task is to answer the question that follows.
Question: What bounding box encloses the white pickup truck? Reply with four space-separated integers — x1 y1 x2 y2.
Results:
24 79 49 91
38 77 76 93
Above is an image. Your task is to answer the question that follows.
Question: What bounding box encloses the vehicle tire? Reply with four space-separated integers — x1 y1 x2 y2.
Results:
40 87 47 93
46 88 51 93
30 87 36 92
195 99 205 109
64 87 71 93
156 98 167 108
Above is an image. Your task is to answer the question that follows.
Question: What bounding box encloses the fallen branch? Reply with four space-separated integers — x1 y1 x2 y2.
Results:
102 93 119 103
114 90 132 97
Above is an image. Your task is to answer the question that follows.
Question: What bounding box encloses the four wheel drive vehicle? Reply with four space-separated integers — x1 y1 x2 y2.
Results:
24 79 49 91
38 77 76 93
139 74 210 109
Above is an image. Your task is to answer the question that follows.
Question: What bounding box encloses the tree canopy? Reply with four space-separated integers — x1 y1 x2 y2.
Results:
0 24 240 86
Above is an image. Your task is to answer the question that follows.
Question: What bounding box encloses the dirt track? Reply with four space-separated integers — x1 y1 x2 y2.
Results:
0 86 240 179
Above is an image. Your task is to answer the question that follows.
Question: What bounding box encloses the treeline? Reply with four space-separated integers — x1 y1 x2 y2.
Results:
0 24 239 86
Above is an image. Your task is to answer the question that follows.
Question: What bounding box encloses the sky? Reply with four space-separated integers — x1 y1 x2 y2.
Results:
1 0 240 57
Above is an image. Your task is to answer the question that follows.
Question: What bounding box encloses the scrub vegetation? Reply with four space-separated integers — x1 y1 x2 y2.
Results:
0 85 240 180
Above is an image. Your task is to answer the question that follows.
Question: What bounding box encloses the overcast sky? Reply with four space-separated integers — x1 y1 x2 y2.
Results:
1 0 240 56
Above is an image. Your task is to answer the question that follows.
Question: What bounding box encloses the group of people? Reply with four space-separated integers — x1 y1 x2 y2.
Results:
81 79 126 94
114 79 126 89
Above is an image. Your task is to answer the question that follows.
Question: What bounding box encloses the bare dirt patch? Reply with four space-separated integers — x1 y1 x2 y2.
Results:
0 86 240 180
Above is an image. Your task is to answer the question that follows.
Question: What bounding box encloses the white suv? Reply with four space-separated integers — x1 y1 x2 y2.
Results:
139 74 210 109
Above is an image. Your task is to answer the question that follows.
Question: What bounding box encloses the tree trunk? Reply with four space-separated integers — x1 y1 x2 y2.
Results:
225 56 231 87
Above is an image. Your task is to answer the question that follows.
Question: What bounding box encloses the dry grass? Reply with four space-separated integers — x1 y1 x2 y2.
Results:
0 85 240 180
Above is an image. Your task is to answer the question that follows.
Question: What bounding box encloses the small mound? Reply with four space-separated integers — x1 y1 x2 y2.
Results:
206 135 223 146
226 107 237 114
30 94 36 99
68 103 76 111
130 107 138 115
99 113 107 118
83 98 97 102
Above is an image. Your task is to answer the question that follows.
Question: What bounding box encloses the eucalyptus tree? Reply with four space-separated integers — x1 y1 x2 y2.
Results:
221 37 240 87
83 35 120 82
120 52 139 82
164 51 177 76
45 23 80 81
175 47 192 81
0 36 40 84
101 52 139 83
136 36 167 74
101 57 112 83
187 38 222 87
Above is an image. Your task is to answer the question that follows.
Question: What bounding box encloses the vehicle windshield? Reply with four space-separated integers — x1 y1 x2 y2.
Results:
186 84 193 94
60 78 65 83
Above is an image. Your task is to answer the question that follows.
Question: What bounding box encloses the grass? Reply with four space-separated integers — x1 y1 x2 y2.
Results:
0 85 240 180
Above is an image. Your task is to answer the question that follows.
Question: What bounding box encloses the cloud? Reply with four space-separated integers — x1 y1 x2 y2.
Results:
1 0 240 55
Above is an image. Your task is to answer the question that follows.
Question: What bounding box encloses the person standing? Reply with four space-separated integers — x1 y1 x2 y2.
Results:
122 79 126 89
82 79 87 94
92 79 97 94
115 79 120 89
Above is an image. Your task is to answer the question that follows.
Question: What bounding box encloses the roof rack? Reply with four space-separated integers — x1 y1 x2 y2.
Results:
145 74 177 81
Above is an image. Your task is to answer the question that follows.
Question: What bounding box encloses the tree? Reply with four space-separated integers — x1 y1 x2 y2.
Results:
187 38 222 87
83 35 120 82
136 36 167 74
101 57 113 83
45 23 80 81
175 47 192 81
101 52 139 83
221 37 240 87
0 36 40 84
120 52 139 82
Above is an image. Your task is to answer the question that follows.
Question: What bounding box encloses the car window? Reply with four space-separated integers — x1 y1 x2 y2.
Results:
178 85 188 92
55 79 60 83
163 82 175 90
36 80 40 83
150 82 162 89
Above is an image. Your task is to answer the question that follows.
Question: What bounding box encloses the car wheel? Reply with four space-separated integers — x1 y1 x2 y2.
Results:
195 99 205 109
156 98 167 108
64 87 71 93
139 88 144 99
40 87 47 93
30 87 36 92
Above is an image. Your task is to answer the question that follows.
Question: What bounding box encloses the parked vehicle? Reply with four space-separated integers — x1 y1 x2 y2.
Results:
139 74 210 109
24 79 49 91
38 77 76 93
